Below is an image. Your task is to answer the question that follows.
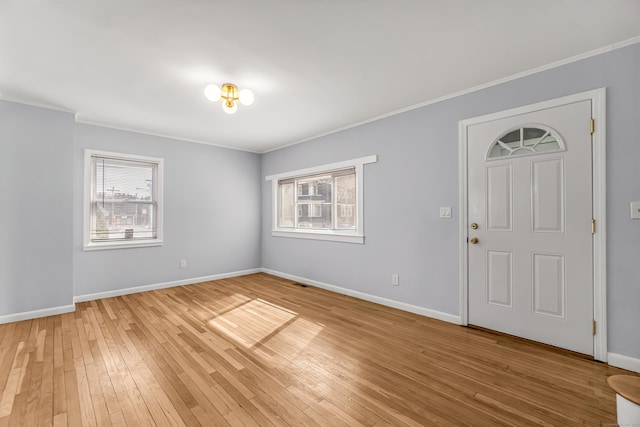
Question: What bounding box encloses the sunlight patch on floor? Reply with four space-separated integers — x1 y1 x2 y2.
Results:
207 298 324 363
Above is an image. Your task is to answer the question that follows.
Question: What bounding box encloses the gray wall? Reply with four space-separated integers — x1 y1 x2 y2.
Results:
0 101 75 315
0 99 261 317
261 44 640 359
73 124 261 296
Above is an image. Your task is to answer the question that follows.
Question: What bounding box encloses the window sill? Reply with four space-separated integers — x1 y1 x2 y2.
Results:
271 230 364 244
83 240 163 251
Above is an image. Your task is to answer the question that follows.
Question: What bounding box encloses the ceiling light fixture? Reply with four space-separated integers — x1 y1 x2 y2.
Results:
204 83 254 114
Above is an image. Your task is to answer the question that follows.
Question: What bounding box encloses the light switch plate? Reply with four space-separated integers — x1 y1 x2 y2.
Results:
630 201 640 219
440 207 452 219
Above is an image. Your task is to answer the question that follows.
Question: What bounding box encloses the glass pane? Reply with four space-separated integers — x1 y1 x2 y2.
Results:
523 128 547 146
499 129 520 144
91 202 155 240
91 157 156 242
489 143 509 158
535 134 560 152
296 176 332 229
335 174 356 229
278 182 295 228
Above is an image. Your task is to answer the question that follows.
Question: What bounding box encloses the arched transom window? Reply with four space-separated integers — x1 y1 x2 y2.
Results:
487 126 564 159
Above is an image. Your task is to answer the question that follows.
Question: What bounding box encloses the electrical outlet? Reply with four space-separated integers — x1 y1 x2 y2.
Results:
392 274 399 286
180 259 187 269
439 207 452 219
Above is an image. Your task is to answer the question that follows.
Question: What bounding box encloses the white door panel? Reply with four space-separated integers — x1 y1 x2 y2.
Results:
531 158 564 233
486 165 513 231
486 250 512 307
468 100 593 355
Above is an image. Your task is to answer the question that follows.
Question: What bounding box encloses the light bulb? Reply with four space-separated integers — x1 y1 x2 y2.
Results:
239 89 254 106
204 84 221 102
222 101 237 114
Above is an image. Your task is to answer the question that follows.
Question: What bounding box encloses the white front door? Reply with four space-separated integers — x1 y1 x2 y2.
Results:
467 100 594 355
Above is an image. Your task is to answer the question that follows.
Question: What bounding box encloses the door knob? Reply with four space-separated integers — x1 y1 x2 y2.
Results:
469 237 479 244
471 223 479 229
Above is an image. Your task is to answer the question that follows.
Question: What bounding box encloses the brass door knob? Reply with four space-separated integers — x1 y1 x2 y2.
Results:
471 223 479 230
469 237 479 244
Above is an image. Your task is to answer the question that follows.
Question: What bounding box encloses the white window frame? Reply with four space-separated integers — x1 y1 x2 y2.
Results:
266 155 377 244
83 149 164 251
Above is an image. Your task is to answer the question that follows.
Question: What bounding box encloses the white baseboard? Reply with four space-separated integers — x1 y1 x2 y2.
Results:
608 352 640 374
0 304 76 325
0 269 262 324
73 268 262 303
261 268 461 325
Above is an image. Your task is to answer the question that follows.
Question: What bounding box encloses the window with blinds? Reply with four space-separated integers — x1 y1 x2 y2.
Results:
85 150 163 249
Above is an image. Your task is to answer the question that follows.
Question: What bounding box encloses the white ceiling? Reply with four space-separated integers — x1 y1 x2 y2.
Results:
1 1 639 153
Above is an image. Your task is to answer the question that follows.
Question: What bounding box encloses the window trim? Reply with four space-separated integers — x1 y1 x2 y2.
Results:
83 149 164 251
266 155 377 244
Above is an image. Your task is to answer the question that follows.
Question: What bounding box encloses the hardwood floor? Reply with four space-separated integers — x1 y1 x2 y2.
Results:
0 273 633 426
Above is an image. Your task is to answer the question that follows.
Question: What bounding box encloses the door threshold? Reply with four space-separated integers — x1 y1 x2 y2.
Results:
466 324 595 361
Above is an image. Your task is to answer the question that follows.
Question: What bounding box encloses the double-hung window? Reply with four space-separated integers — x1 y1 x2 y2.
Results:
84 150 163 250
267 155 377 244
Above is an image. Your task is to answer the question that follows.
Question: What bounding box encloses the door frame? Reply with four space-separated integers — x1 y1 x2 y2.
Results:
458 88 607 361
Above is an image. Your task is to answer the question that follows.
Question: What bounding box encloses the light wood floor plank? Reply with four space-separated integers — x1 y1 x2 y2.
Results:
0 273 635 426
62 367 82 426
52 411 67 427
36 317 55 426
